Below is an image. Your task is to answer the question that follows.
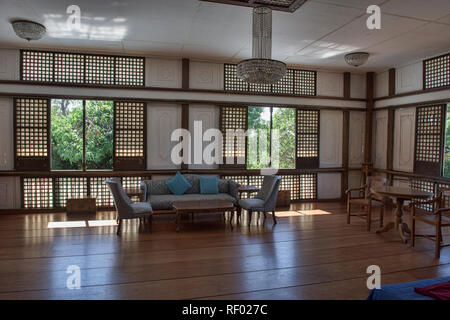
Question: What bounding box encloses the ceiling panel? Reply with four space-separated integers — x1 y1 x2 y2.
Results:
381 0 450 21
0 0 448 71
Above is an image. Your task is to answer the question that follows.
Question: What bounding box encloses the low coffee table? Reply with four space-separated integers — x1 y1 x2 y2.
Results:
173 200 235 232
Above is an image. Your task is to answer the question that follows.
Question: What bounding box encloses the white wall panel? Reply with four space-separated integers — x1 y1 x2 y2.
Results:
396 61 423 94
0 49 19 81
0 177 20 209
147 103 181 170
320 110 343 168
0 98 13 170
318 173 341 199
349 111 366 167
189 105 219 169
375 71 389 98
350 73 366 99
317 71 343 97
393 107 416 172
189 61 223 90
373 109 388 169
146 58 182 88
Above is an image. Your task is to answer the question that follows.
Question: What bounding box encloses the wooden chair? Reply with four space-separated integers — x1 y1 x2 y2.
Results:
410 189 450 259
345 176 388 231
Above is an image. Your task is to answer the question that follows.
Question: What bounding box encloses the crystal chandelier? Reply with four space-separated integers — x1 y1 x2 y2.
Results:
237 7 286 84
12 20 46 41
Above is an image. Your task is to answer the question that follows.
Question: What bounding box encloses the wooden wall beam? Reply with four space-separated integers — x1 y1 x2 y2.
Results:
182 58 190 90
181 103 189 169
386 109 395 185
343 72 351 99
342 110 350 198
388 68 396 96
363 72 375 176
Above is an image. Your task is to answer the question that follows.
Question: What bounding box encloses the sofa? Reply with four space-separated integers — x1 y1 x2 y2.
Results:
140 174 240 212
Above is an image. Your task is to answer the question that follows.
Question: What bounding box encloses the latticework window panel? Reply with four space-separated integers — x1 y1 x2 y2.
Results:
438 183 450 208
21 50 54 82
294 70 316 96
410 179 435 211
272 69 294 94
54 53 84 83
280 175 300 200
296 109 319 168
224 64 249 91
249 82 272 93
298 174 317 200
414 105 444 176
424 53 450 89
54 177 88 208
15 98 49 157
21 50 144 86
220 106 247 167
90 177 115 208
85 55 115 85
224 64 316 96
248 175 265 188
114 102 146 169
22 178 53 209
14 98 50 170
115 57 145 86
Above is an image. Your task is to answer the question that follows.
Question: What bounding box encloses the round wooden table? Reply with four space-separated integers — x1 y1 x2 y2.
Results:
372 186 433 243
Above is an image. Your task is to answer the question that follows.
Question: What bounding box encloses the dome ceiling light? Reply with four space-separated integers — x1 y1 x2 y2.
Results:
345 52 370 67
237 7 286 85
12 20 46 41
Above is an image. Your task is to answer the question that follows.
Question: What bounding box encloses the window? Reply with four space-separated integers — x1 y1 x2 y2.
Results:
247 106 296 169
113 101 146 170
21 50 144 86
414 104 445 176
424 53 450 90
442 104 450 177
224 64 316 96
296 109 320 169
51 99 113 170
14 98 50 170
220 106 247 168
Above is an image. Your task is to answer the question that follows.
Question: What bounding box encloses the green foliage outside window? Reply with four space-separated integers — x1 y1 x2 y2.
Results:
51 99 113 170
247 106 296 169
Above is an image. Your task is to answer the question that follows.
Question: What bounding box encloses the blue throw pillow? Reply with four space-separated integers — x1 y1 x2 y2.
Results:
166 172 192 195
200 176 219 194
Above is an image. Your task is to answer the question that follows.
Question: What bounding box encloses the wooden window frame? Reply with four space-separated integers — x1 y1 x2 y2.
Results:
21 50 145 87
224 64 317 96
296 108 320 169
423 53 450 90
113 101 147 170
219 106 248 169
414 104 446 176
14 98 51 171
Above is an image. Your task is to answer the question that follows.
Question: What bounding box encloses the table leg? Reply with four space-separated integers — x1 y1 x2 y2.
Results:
376 198 410 243
176 210 181 232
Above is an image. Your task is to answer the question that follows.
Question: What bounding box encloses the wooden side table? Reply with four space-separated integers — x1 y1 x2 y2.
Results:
124 188 143 202
66 196 96 215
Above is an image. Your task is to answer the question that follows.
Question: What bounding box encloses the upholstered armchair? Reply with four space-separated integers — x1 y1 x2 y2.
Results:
105 178 153 235
238 175 282 226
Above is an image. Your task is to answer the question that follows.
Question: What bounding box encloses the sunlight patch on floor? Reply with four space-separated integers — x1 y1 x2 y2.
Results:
270 210 332 217
48 220 118 229
48 221 87 229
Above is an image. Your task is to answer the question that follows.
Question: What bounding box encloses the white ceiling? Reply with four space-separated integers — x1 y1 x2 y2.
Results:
0 0 449 72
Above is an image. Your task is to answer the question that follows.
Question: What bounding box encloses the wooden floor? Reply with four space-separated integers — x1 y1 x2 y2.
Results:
0 201 449 300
